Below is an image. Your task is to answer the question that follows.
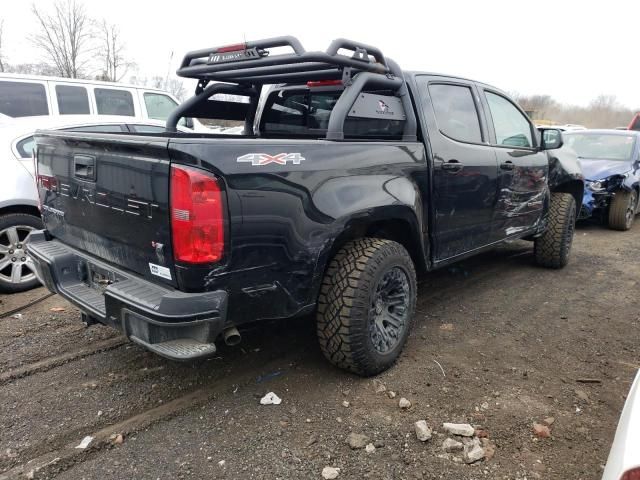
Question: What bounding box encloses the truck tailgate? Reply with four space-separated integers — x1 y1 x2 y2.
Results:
34 132 177 287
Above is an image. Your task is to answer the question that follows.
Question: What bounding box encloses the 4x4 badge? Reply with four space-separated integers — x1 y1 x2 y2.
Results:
237 153 305 166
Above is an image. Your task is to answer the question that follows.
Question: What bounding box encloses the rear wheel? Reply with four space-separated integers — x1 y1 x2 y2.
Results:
534 193 576 269
316 238 417 376
608 189 638 231
0 213 43 293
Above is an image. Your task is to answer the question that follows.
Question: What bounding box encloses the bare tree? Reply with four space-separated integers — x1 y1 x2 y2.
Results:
96 20 133 82
0 19 5 73
31 0 93 78
6 63 58 76
166 78 186 101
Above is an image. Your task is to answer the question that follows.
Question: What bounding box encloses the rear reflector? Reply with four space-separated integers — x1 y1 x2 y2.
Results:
170 165 224 264
622 468 640 480
307 80 343 88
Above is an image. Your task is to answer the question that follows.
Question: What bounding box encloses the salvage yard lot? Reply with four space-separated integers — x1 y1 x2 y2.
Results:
1 223 638 480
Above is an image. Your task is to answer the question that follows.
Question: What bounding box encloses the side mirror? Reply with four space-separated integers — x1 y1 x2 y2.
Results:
539 128 563 150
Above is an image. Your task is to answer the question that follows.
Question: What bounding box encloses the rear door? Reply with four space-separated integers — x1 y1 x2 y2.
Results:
414 76 499 261
35 132 176 286
479 88 548 240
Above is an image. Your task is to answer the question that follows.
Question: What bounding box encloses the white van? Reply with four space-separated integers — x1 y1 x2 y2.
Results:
0 73 201 129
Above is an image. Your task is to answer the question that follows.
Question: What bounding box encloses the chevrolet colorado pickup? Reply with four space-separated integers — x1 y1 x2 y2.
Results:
29 37 583 376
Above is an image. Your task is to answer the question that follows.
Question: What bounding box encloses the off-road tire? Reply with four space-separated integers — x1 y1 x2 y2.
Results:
534 193 576 269
0 213 43 293
316 238 417 377
608 189 638 231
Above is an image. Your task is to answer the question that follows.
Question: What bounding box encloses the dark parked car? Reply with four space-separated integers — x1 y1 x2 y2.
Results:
565 130 640 230
29 36 583 376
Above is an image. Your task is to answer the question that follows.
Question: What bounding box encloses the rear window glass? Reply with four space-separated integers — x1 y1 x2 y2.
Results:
0 81 49 117
261 89 404 139
144 93 177 121
56 85 90 115
16 136 36 158
428 84 482 144
94 88 134 116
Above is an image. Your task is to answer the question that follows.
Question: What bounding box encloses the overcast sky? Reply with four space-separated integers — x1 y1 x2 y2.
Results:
3 0 638 108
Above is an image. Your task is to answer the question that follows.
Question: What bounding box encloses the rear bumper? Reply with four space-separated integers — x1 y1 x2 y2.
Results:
28 231 227 360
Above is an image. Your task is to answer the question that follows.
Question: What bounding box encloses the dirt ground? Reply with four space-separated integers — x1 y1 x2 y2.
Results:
0 222 638 480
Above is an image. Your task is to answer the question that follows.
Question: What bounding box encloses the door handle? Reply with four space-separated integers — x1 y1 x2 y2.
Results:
500 161 515 171
74 155 96 181
441 160 464 172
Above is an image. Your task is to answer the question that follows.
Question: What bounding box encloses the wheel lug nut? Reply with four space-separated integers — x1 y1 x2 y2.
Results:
9 249 14 254
11 257 16 262
21 257 26 262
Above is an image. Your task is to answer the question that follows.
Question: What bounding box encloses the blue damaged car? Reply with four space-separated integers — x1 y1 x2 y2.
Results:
564 129 640 230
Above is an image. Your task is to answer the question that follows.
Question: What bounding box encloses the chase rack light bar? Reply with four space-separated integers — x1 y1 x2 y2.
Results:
168 36 417 141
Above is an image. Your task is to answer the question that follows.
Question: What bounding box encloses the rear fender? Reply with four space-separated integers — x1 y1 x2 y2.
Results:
310 176 428 303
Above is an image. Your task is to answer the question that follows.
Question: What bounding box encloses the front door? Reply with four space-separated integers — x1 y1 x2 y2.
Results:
415 76 499 262
480 90 549 240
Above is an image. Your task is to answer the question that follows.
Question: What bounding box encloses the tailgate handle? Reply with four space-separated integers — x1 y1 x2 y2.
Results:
74 155 96 181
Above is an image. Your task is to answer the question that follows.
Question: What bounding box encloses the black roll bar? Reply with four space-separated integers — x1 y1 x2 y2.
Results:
166 83 258 132
169 36 418 142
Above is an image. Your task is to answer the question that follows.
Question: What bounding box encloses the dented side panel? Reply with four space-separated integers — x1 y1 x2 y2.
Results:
167 139 428 324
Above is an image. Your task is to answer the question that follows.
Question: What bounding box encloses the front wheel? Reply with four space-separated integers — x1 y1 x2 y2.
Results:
534 193 576 269
0 213 43 293
608 189 638 231
316 238 417 377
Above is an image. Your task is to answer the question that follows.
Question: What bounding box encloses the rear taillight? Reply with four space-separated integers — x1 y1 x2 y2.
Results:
622 468 640 480
170 165 224 264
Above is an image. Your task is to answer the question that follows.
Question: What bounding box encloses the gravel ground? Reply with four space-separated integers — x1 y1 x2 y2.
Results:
0 222 638 480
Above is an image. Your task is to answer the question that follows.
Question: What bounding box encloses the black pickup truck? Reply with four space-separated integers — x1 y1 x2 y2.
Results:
29 37 583 376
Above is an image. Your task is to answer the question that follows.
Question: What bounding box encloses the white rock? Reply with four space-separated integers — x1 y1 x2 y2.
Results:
260 392 282 405
365 443 376 453
387 391 397 399
442 422 475 437
75 436 94 449
442 437 464 452
398 397 412 409
322 466 340 479
463 441 485 464
342 400 350 408
414 420 432 441
218 460 226 467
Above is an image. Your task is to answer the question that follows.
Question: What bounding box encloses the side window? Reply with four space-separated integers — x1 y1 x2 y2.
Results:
143 93 178 121
0 81 49 117
16 136 36 158
56 85 90 115
62 124 126 133
485 92 533 148
428 84 482 144
129 124 166 133
94 88 135 116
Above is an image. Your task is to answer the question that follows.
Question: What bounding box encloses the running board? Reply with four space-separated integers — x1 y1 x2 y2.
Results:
130 336 217 361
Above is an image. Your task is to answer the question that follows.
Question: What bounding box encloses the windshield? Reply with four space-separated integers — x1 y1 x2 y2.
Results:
564 133 636 161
